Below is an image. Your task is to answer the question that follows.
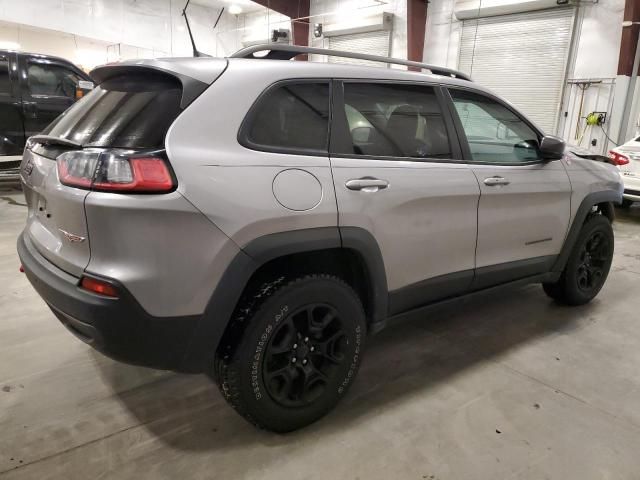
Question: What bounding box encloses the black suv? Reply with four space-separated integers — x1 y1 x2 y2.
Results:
0 50 92 180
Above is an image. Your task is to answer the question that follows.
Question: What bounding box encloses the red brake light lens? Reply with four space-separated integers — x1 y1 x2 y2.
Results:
57 150 175 193
80 276 119 298
609 150 630 166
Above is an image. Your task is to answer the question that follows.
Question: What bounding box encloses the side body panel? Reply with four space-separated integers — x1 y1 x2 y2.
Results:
563 154 624 224
331 160 480 303
470 161 572 268
166 61 339 249
84 191 241 318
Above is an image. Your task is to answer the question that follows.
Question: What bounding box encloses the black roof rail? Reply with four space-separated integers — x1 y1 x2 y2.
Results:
230 44 472 82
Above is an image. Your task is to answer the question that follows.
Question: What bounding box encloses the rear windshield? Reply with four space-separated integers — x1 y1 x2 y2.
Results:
44 73 182 149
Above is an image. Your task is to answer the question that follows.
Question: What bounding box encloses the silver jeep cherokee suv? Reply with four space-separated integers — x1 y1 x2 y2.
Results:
17 45 623 432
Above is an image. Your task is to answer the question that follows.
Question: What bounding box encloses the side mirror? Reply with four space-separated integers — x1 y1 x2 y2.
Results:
539 135 565 160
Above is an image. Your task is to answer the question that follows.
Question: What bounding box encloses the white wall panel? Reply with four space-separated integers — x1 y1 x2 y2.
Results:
328 30 391 66
0 0 244 59
458 8 574 134
309 0 408 65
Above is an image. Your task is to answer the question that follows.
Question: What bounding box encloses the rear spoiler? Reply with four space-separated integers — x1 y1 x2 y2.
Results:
90 60 227 108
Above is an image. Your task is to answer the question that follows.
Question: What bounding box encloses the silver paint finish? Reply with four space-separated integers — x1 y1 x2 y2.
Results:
272 169 323 212
83 190 240 317
562 154 624 223
18 56 624 323
19 149 91 277
330 159 480 291
470 160 572 268
165 60 345 248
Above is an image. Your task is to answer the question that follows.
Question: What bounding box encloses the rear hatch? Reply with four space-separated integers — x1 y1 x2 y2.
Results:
20 66 209 277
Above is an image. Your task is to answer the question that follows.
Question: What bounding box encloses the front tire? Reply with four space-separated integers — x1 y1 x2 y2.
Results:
215 275 366 432
543 215 614 305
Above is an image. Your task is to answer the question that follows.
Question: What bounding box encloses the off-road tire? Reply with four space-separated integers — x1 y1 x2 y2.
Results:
214 274 366 432
543 215 614 305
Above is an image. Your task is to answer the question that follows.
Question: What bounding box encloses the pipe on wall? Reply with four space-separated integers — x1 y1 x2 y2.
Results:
407 0 428 70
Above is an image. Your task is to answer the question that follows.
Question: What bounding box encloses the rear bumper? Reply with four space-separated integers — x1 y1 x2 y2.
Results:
622 174 640 201
623 189 640 202
17 232 200 372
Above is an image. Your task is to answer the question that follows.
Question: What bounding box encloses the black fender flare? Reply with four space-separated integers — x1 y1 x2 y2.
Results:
180 226 388 373
551 190 621 273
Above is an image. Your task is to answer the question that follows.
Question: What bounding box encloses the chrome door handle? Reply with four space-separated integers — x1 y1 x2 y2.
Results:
345 178 389 192
483 176 510 186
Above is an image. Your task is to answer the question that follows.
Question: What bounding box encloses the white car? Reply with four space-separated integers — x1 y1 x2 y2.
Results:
610 136 640 207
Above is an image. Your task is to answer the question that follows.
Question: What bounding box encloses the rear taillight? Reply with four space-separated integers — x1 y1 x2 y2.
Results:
609 150 630 166
57 150 175 193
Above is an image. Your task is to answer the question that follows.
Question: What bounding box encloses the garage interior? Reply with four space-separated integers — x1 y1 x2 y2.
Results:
2 0 640 478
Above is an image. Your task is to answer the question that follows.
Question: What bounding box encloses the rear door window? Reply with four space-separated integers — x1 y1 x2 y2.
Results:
242 82 330 153
44 73 182 149
334 82 452 159
27 62 81 99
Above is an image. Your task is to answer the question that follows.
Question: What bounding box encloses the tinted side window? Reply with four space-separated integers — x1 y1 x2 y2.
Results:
0 56 10 94
246 82 330 152
450 89 542 163
337 83 451 159
27 62 80 99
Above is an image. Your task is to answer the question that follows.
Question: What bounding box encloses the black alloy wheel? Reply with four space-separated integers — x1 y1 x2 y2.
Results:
263 303 347 408
576 230 611 293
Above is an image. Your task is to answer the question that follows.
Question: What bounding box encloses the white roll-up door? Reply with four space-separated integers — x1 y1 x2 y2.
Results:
328 31 391 67
459 8 574 134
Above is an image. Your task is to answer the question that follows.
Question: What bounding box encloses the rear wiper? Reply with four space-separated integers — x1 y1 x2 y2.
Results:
29 135 82 149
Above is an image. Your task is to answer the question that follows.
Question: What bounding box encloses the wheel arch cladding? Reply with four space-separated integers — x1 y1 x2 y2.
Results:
552 190 621 273
179 226 388 373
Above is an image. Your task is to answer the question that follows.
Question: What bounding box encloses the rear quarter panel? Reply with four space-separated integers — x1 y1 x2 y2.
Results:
165 61 338 249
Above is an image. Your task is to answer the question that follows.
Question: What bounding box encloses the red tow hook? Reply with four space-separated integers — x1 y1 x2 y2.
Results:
19 265 24 273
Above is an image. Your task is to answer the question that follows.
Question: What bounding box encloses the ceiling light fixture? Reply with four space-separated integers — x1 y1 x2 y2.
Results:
229 4 243 15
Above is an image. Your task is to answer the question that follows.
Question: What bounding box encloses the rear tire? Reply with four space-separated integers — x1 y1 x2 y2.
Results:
214 275 366 432
542 215 614 306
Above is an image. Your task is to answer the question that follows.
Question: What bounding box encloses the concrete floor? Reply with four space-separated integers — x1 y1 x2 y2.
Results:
1 185 640 480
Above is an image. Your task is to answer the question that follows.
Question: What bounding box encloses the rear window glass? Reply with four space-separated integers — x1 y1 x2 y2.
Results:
45 73 182 149
244 82 330 152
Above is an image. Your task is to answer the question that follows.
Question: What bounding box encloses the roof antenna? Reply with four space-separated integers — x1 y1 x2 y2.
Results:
182 0 211 57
